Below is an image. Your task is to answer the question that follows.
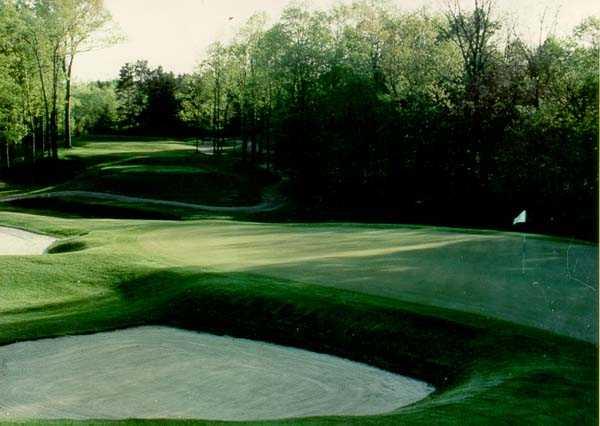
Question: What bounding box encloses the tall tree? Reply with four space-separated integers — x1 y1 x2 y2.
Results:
0 4 27 169
178 73 210 150
116 60 150 131
228 13 268 162
201 42 229 154
444 0 500 188
59 0 116 149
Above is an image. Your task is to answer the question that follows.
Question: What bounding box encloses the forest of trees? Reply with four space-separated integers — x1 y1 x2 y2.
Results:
0 0 115 165
1 0 598 238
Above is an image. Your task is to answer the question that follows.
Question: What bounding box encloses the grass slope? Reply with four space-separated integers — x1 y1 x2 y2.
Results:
1 139 275 210
0 211 597 425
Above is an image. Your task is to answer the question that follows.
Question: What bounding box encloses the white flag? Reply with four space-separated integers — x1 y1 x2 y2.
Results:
513 210 527 225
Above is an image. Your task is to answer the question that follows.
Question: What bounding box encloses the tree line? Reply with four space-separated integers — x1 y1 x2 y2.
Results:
0 0 115 167
1 0 598 237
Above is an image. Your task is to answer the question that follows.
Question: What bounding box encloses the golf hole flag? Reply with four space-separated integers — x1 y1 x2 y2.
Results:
513 210 527 225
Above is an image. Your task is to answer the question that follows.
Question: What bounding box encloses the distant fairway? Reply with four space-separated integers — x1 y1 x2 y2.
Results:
0 140 275 209
62 140 274 207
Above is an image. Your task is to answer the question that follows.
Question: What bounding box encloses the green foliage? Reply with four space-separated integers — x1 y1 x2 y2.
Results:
166 0 594 238
0 0 117 164
72 81 117 135
0 0 597 237
177 73 210 135
115 61 183 135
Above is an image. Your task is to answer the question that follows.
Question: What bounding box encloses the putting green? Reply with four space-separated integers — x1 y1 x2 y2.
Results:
0 326 433 421
135 221 598 342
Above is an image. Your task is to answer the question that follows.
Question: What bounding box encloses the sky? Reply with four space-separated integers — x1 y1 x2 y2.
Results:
74 0 600 82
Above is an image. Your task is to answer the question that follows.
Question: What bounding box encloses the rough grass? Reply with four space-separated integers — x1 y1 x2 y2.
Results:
0 211 597 425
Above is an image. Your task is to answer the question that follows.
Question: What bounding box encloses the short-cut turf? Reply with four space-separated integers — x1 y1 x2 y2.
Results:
62 140 275 207
0 211 597 425
1 139 275 209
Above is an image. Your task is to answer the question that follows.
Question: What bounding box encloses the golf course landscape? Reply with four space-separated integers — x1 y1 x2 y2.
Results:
0 139 597 424
0 0 598 423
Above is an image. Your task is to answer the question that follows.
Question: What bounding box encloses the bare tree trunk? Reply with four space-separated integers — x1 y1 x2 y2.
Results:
241 102 248 161
212 82 219 155
32 45 50 158
265 83 273 171
30 117 36 163
50 47 60 160
250 103 257 163
50 109 58 159
0 141 9 171
251 137 257 163
64 56 74 149
221 99 230 154
41 115 47 157
242 136 249 160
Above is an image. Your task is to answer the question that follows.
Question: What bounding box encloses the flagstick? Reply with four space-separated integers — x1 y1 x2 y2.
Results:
521 233 526 274
512 210 527 274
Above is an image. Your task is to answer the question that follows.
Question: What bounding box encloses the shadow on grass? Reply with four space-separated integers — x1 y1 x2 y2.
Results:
1 266 597 424
47 240 89 254
5 198 184 220
118 269 485 388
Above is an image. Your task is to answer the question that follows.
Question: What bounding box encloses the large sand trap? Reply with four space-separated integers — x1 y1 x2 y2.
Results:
0 327 434 421
0 226 56 255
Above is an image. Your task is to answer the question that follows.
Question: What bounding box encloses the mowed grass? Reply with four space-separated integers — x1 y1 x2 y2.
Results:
1 139 275 208
64 140 274 206
130 221 598 342
0 211 597 425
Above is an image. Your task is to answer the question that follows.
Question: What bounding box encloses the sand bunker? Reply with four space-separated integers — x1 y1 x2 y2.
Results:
0 226 56 255
0 327 433 421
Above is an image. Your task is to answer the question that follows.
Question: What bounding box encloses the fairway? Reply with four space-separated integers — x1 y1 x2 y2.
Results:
0 326 433 421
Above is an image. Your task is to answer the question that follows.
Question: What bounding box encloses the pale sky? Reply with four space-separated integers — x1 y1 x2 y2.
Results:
74 0 600 82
